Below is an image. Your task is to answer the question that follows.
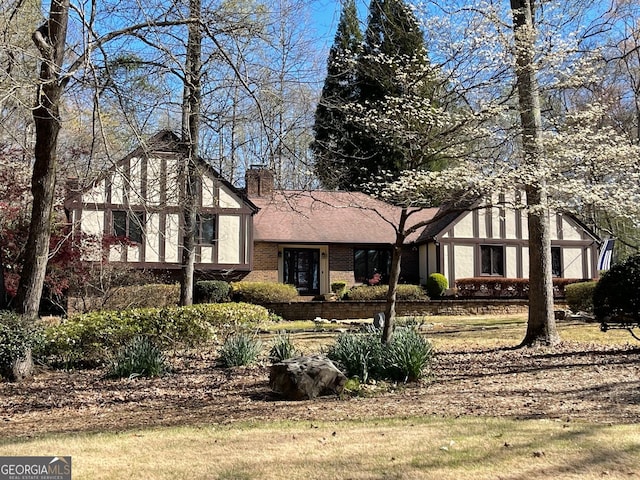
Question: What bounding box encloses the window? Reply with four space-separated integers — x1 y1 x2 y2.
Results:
480 245 504 276
551 246 562 277
112 210 144 244
354 248 391 284
197 214 216 244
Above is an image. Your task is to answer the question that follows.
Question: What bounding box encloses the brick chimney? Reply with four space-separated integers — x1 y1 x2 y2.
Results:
245 165 275 197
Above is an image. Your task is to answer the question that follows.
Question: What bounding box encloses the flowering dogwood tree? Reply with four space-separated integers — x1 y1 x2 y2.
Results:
341 0 640 345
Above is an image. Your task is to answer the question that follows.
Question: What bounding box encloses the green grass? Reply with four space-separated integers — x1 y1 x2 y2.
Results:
0 417 638 479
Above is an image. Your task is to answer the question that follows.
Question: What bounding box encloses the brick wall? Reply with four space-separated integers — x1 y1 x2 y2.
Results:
263 299 532 321
244 242 278 283
329 245 356 287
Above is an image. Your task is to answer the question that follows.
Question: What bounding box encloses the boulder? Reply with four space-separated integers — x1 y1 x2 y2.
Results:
269 355 347 400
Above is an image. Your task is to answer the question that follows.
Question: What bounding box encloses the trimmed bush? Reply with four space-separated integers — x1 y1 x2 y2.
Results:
43 302 270 368
103 283 180 311
345 284 426 301
106 335 169 379
456 277 589 299
426 273 448 299
219 333 262 367
194 280 230 304
330 281 348 298
268 331 298 363
231 281 298 303
0 312 44 381
565 281 597 313
594 254 640 322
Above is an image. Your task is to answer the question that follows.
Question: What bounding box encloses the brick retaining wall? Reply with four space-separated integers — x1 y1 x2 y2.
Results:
263 299 534 321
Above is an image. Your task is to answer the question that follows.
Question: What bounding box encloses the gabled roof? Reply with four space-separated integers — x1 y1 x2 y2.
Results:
66 130 258 213
251 190 439 244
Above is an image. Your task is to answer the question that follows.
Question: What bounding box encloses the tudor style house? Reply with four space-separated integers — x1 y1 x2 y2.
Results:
65 132 600 294
64 131 258 280
243 167 600 296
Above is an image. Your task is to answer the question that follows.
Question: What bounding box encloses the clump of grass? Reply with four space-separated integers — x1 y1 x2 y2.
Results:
268 331 298 363
385 327 435 382
219 333 262 367
326 326 385 383
327 326 434 383
106 335 169 379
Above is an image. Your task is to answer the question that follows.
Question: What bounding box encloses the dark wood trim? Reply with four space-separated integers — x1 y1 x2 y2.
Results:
160 157 167 206
516 244 523 278
104 261 252 271
485 205 493 238
140 156 148 202
556 213 563 240
105 174 112 204
123 157 131 206
78 203 254 216
159 213 166 262
472 210 479 238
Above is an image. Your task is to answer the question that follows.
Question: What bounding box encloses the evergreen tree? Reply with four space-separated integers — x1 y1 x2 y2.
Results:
353 0 443 189
312 0 362 189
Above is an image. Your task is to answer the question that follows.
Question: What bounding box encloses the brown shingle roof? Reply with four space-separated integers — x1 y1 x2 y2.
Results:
251 191 439 244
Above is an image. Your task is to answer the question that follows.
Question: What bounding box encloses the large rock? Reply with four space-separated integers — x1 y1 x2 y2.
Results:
269 355 347 400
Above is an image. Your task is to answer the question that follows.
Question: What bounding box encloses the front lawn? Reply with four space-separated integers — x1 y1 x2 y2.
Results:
1 315 638 479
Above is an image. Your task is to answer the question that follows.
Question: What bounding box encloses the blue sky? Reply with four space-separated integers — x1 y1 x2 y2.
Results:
308 0 370 49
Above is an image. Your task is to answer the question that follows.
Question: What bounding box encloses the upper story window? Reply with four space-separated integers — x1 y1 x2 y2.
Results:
112 210 144 244
480 245 504 276
197 214 216 245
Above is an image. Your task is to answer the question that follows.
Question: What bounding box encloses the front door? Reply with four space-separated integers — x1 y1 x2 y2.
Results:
283 248 320 295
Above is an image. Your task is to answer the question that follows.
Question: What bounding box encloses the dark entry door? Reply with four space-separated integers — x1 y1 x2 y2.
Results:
283 248 320 295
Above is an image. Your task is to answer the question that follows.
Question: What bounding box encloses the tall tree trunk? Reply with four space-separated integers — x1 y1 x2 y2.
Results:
382 208 408 344
179 0 202 306
16 0 70 319
510 0 559 346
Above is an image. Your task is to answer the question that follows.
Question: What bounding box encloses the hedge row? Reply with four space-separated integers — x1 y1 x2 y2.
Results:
43 302 270 367
455 277 592 299
345 284 426 301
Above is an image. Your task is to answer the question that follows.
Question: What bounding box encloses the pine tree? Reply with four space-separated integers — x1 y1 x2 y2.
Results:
352 0 442 189
312 0 362 190
313 0 444 191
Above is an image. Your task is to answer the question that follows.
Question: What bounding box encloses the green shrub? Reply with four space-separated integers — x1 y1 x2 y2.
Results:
565 281 597 313
268 331 298 363
385 327 434 382
345 285 387 301
330 281 348 298
346 284 426 301
43 302 270 368
0 312 44 381
219 333 262 367
426 273 448 299
194 280 230 304
106 335 169 379
231 282 298 303
326 326 385 383
103 284 180 310
327 326 434 383
594 255 640 322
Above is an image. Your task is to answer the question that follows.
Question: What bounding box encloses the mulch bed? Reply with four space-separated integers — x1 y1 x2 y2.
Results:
1 341 639 439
